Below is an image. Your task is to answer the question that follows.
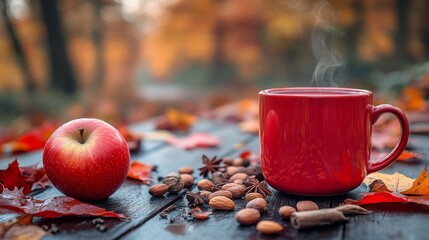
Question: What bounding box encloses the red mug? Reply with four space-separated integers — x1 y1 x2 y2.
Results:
259 87 409 195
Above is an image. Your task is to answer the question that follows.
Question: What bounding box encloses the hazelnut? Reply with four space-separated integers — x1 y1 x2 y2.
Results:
296 200 319 211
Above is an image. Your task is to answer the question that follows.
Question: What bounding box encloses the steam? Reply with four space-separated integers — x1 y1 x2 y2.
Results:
310 0 345 87
285 0 345 87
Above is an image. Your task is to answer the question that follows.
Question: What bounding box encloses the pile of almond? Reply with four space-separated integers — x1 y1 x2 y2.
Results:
147 152 325 235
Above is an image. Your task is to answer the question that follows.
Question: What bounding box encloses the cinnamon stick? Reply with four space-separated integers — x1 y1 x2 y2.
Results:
290 204 370 229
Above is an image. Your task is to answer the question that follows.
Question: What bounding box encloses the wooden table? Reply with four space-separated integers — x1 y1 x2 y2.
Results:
0 116 428 240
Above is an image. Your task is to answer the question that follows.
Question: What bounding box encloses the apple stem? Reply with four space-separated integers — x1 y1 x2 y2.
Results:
79 128 85 144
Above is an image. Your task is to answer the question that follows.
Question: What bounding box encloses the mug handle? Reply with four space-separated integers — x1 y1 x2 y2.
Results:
367 104 409 174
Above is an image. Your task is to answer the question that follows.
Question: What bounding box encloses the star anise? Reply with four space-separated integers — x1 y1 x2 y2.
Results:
243 177 272 198
198 155 223 178
185 191 204 207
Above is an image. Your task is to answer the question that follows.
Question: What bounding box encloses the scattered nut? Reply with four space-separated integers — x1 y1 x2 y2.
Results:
181 174 195 188
149 184 169 197
278 206 296 219
296 200 319 211
209 196 235 211
226 166 245 176
226 185 245 199
212 172 228 185
256 221 283 235
197 179 214 190
221 183 240 190
229 173 249 183
246 198 268 213
208 190 233 200
235 208 261 225
233 179 244 185
162 173 184 193
223 157 234 166
245 192 264 202
179 166 194 174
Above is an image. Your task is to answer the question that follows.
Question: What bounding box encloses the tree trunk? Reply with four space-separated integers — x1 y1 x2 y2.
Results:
39 0 77 94
0 0 36 92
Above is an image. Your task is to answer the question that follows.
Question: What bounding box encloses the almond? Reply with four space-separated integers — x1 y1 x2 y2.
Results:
198 190 212 202
256 221 283 234
178 166 194 174
229 173 249 183
197 179 214 190
221 183 240 190
296 200 319 211
180 174 194 188
226 185 245 199
233 179 244 185
245 192 264 202
278 206 296 219
223 157 234 166
208 190 233 200
235 208 260 225
226 166 245 176
246 198 267 213
148 184 168 197
209 196 235 211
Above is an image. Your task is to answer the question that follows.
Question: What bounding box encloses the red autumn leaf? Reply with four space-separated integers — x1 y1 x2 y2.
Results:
1 123 57 154
127 161 153 184
189 207 212 220
345 191 429 207
167 132 220 150
0 188 127 219
0 160 49 195
0 160 27 194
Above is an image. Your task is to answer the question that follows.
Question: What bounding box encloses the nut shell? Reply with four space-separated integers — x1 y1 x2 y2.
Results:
209 196 235 211
235 208 260 225
148 184 168 197
162 173 184 193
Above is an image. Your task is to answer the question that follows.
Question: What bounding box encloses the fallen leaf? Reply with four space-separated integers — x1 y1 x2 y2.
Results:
0 188 127 219
0 160 27 194
363 172 414 193
118 126 142 153
397 151 422 161
127 161 153 184
0 215 47 240
167 133 220 150
142 130 175 141
189 207 212 220
345 191 429 207
1 123 56 155
0 160 49 195
401 166 429 195
155 109 197 131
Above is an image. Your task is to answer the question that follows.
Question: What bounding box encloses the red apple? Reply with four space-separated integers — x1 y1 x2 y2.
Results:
43 118 130 201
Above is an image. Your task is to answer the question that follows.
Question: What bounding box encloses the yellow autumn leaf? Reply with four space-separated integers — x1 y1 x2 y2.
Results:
363 172 414 193
401 166 429 195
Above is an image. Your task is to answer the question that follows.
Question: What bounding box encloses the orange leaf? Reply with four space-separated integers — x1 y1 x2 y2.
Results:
127 161 153 184
397 150 422 161
401 166 429 195
155 109 197 131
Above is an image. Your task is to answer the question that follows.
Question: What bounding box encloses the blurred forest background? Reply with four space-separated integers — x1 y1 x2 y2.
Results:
0 0 428 135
